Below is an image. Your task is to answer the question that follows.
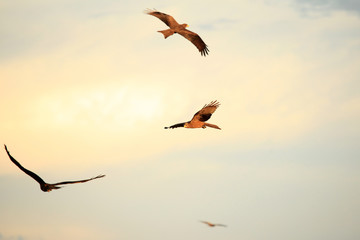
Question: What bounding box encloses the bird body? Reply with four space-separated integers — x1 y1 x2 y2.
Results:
4 145 105 192
145 9 209 56
157 23 188 39
165 100 221 130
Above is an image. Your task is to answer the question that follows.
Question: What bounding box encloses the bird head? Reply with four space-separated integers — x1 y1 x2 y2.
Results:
181 23 189 28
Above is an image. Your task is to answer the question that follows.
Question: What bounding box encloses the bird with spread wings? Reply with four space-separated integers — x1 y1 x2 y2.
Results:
4 145 105 192
165 100 221 130
200 220 227 227
145 9 209 56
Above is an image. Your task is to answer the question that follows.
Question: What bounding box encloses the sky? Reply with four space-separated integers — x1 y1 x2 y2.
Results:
0 0 359 239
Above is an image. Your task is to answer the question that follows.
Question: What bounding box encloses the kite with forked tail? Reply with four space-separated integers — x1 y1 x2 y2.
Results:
145 9 209 56
165 100 221 130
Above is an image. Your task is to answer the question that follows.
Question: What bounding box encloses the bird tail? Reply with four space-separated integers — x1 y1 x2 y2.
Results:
158 29 175 39
204 123 221 130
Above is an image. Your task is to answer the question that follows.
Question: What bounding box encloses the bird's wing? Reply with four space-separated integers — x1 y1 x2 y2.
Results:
53 174 105 186
145 9 179 28
190 100 220 123
215 224 227 227
4 145 46 185
200 220 212 225
165 122 186 129
177 29 209 56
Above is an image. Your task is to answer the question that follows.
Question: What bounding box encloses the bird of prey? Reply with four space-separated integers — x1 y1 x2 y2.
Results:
4 145 105 192
165 100 221 130
200 220 227 227
145 9 209 56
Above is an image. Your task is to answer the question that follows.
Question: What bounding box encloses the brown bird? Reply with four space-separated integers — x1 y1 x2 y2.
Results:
200 220 227 227
145 9 209 56
165 100 221 130
4 145 105 192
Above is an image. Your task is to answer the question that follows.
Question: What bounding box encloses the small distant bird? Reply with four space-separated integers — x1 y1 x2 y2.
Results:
145 9 209 56
165 100 221 130
200 220 227 227
4 145 105 192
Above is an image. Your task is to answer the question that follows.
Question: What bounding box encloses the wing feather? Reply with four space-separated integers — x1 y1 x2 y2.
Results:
53 174 105 186
4 145 46 185
215 224 227 227
165 122 186 129
178 29 209 56
145 9 179 28
190 100 220 122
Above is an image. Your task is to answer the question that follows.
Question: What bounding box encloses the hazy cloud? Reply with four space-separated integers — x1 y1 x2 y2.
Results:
0 234 25 240
294 0 360 15
198 18 238 30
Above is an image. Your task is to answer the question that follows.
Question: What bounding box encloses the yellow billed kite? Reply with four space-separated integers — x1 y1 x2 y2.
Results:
200 220 227 227
165 100 221 130
145 9 209 56
4 145 105 192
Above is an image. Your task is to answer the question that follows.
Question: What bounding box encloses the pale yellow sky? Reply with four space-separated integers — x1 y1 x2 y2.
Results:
0 1 360 240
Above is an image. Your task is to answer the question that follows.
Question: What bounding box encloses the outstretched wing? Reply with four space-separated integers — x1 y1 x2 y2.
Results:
4 144 46 185
145 9 179 29
215 224 227 227
178 29 209 56
53 174 105 186
200 220 212 225
164 122 186 129
191 100 220 123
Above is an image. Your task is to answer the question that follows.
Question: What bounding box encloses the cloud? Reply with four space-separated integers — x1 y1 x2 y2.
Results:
0 234 25 240
198 18 238 30
293 0 360 15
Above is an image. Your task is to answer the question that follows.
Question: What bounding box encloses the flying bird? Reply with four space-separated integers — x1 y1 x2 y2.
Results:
145 9 209 56
4 145 105 192
200 220 227 227
165 100 221 130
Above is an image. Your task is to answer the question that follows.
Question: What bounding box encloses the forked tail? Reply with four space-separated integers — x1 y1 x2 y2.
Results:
158 29 175 39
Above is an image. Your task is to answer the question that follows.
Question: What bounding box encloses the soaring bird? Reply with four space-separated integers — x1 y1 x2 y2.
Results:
165 100 221 130
4 145 105 192
200 220 227 227
145 9 209 56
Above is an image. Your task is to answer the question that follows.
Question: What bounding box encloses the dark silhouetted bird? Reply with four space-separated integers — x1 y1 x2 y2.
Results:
4 145 105 192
